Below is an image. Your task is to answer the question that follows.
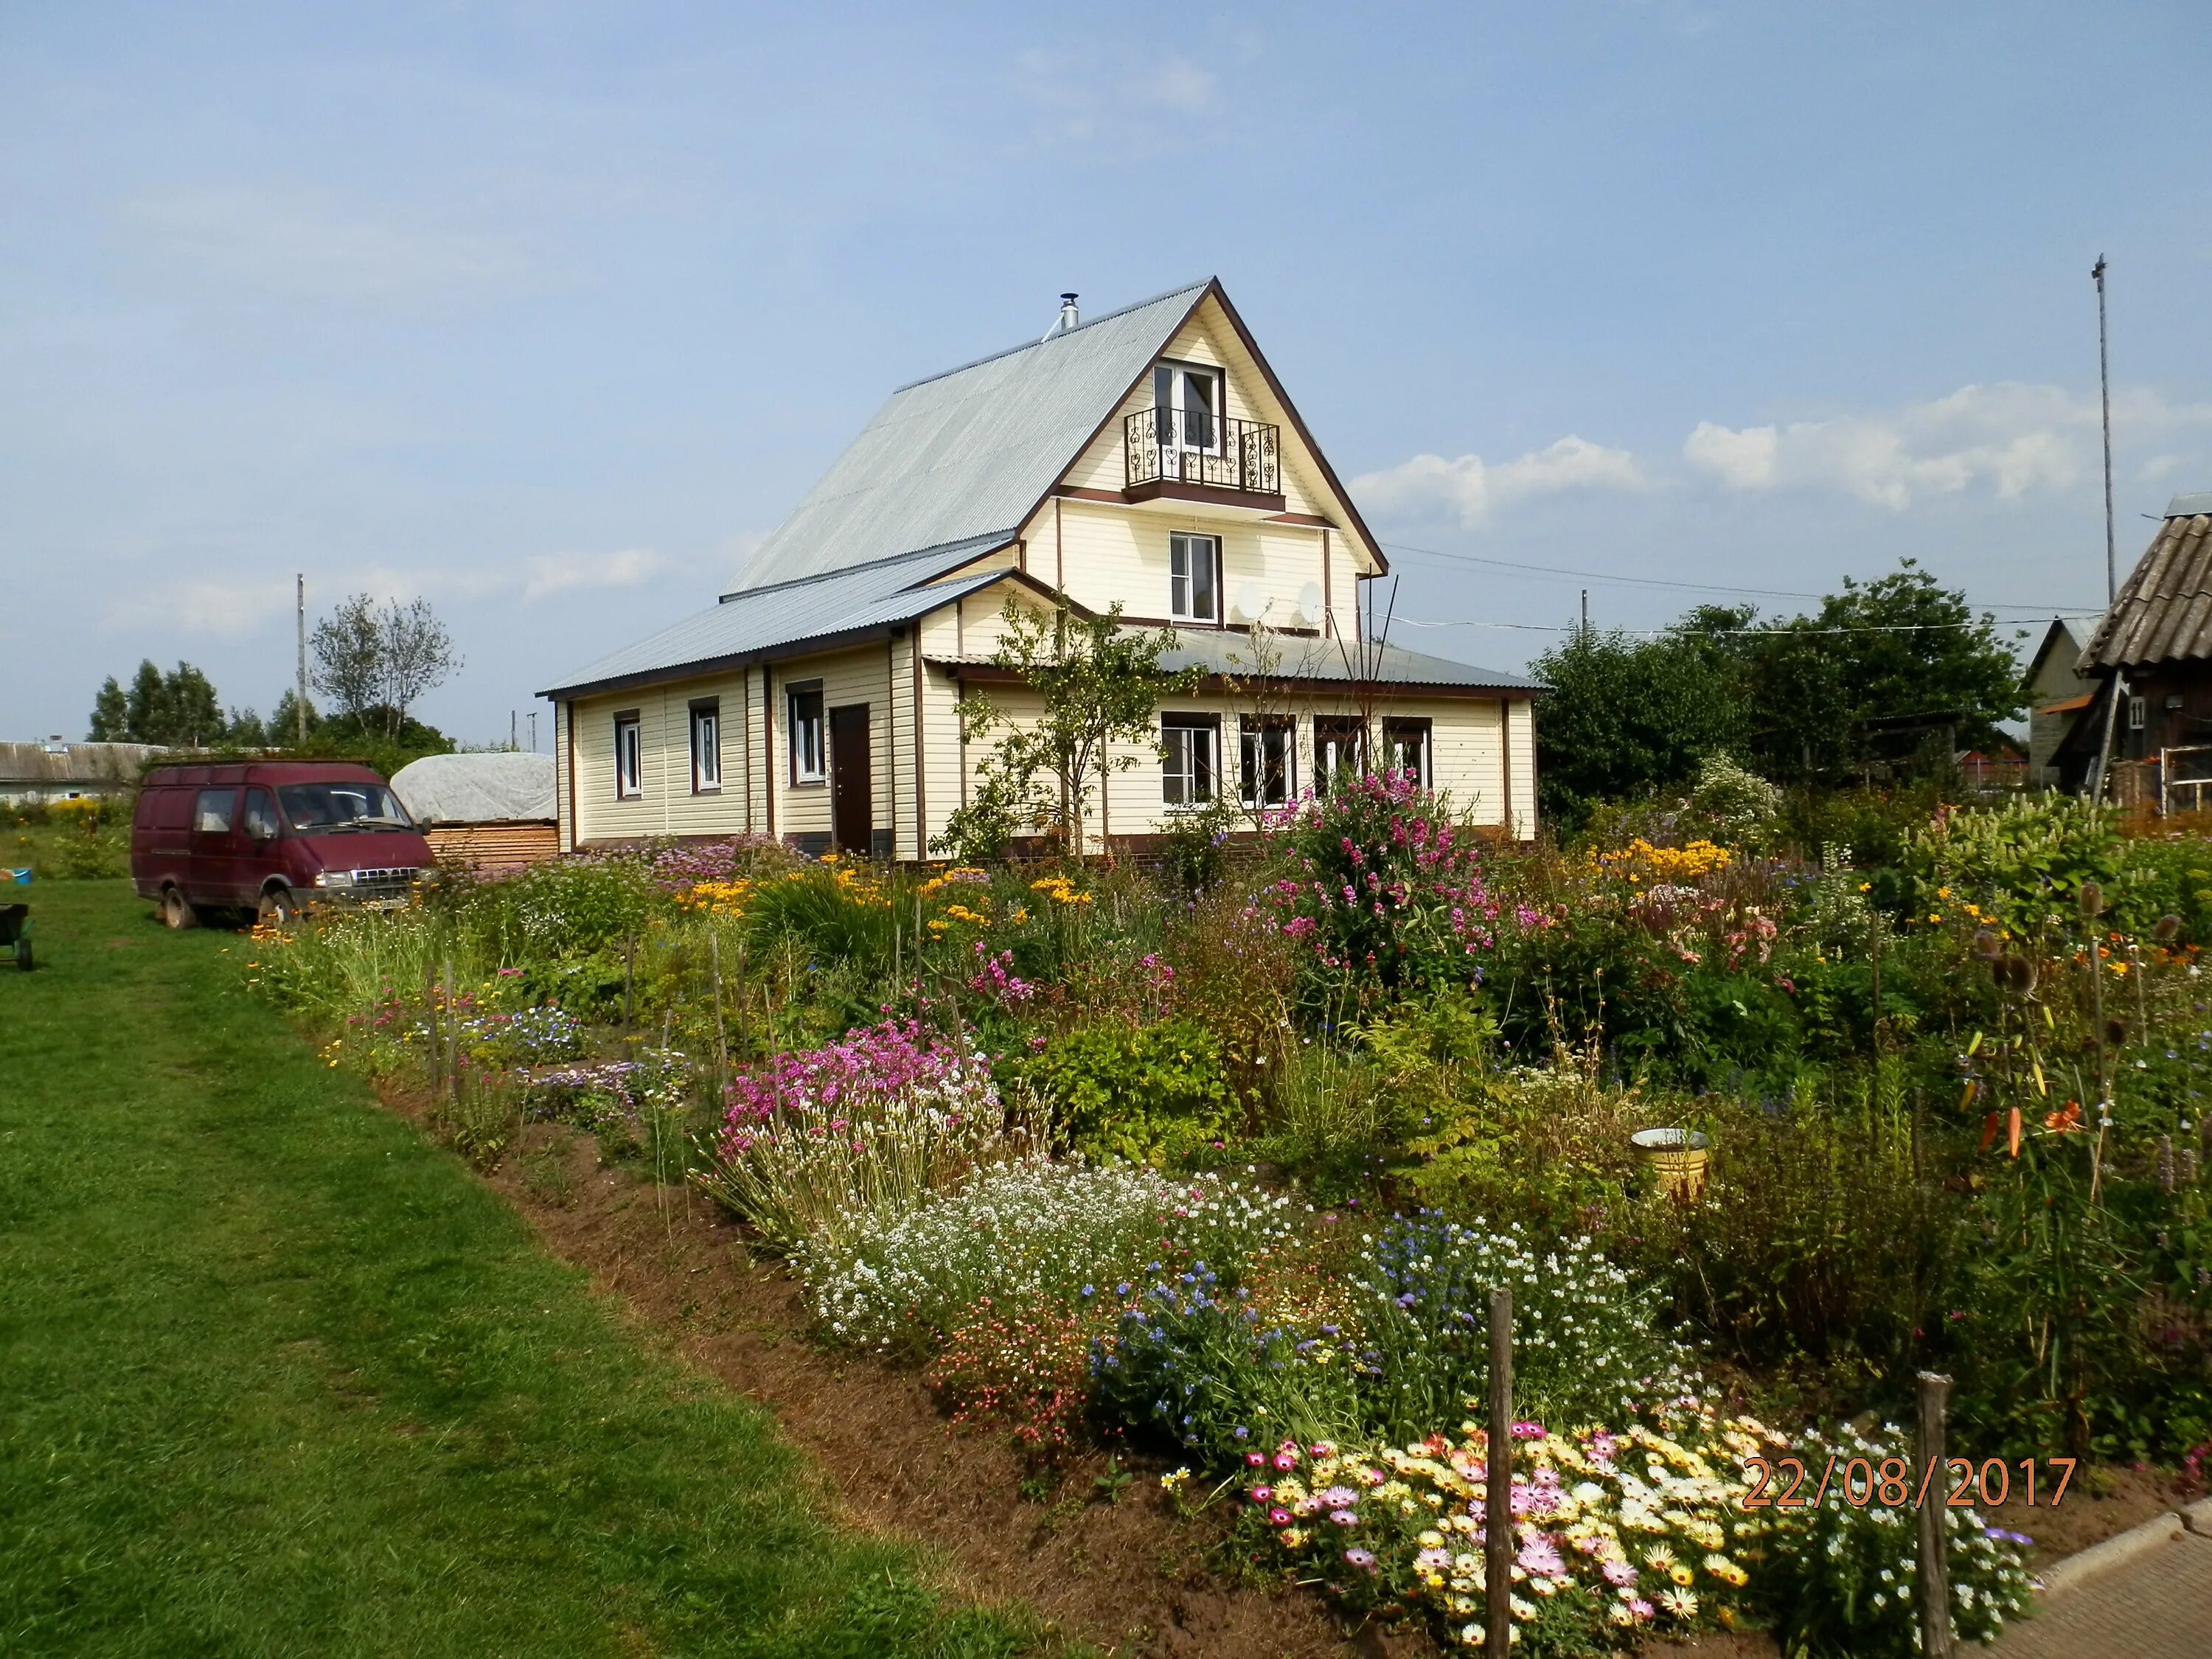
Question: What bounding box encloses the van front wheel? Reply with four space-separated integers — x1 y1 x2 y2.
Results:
257 887 299 928
161 888 198 931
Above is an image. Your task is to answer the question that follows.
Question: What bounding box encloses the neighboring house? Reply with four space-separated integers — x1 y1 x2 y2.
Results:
538 279 1540 859
389 751 560 874
2070 493 2212 804
2020 613 2103 789
0 739 165 806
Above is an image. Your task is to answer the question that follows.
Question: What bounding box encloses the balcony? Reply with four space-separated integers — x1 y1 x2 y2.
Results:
1123 408 1283 509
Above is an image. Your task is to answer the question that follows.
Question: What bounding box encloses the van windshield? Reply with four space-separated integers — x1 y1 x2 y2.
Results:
276 782 415 835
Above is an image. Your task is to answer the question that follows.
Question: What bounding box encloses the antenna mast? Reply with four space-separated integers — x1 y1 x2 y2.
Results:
2094 255 2115 602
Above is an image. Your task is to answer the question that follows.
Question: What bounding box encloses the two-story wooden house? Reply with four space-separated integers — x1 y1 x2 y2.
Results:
539 279 1540 857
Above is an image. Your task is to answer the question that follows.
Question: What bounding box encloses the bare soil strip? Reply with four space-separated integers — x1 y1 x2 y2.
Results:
391 1099 1363 1659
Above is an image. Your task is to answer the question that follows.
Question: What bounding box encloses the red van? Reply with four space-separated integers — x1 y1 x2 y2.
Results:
133 762 436 928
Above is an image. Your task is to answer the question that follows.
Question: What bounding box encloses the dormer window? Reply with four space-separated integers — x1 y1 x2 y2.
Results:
1153 361 1220 453
1169 533 1220 624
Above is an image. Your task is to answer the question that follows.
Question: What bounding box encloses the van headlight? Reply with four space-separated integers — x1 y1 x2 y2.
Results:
314 869 355 888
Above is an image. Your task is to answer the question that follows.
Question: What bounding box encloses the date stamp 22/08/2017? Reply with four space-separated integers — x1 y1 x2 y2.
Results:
1738 1455 2077 1512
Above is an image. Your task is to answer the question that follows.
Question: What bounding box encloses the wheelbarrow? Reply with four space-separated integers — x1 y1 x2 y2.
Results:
2 867 30 971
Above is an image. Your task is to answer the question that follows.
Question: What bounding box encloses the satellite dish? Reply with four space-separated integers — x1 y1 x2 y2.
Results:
1296 582 1324 626
1234 582 1266 623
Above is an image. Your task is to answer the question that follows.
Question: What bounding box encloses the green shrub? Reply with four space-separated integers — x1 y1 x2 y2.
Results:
740 860 897 976
497 854 661 957
1015 1018 1233 1165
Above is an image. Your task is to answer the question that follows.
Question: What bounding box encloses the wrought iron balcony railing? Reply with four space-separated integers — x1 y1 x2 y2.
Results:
1124 407 1281 497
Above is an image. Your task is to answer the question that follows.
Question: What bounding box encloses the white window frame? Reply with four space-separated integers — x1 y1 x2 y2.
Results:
787 683 826 785
1382 717 1431 788
1239 715 1294 808
1153 361 1222 455
689 699 721 794
1169 532 1220 625
1313 716 1365 795
613 712 643 800
1161 714 1218 807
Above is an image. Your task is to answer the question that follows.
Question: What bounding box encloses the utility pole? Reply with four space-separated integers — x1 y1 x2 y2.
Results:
295 574 308 744
1580 588 1589 639
510 709 518 751
2094 256 2116 603
529 711 538 752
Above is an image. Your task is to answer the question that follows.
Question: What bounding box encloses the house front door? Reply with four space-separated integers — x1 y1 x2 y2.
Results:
829 703 873 855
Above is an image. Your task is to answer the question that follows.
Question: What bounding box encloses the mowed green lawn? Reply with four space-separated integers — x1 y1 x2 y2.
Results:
0 880 1035 1659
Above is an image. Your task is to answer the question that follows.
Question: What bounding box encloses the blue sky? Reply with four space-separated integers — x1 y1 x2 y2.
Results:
4 1 2210 745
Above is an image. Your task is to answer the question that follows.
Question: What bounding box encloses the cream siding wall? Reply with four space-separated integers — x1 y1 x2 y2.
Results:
1505 697 1537 839
771 642 894 849
917 605 967 858
1027 498 1346 636
563 677 757 847
1061 310 1328 521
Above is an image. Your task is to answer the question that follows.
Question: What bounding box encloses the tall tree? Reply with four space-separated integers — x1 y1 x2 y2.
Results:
1681 560 2025 781
269 689 321 745
125 660 168 742
87 677 129 741
310 594 462 739
108 659 226 745
1531 627 1747 829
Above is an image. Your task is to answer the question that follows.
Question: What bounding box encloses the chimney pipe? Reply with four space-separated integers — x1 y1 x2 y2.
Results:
1043 292 1079 342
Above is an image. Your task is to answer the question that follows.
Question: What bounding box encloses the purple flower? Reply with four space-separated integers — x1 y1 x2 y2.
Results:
1343 1548 1375 1570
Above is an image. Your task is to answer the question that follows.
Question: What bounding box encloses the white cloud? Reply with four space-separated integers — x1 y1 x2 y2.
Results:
1683 382 2212 509
104 574 296 638
121 183 529 304
1138 56 1217 112
1353 435 1647 526
521 547 673 602
1013 49 1225 142
105 546 685 638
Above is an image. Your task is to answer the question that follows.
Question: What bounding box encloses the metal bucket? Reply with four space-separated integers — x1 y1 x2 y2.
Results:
1631 1127 1711 1199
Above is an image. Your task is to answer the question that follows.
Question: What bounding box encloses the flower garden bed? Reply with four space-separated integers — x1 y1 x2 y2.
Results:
245 777 2212 1656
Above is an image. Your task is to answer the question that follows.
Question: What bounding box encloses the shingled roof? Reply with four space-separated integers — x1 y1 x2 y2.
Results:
2078 497 2212 673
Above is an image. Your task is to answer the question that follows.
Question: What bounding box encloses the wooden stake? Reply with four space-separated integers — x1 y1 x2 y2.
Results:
441 959 458 1105
1918 1371 1952 1659
427 959 442 1095
709 929 730 1097
622 936 636 1030
1486 1287 1514 1654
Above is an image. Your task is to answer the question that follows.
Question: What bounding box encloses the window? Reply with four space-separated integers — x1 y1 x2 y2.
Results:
1239 715 1293 808
1161 714 1218 806
689 698 721 793
192 788 236 833
1313 717 1365 793
1169 533 1220 624
613 712 642 799
788 684 826 784
276 782 411 834
1382 718 1432 788
240 787 279 840
1153 362 1220 451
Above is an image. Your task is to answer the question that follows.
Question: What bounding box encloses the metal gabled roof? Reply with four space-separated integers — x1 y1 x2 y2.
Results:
726 282 1211 594
1155 630 1540 692
2079 507 2212 673
538 535 1015 699
930 625 1537 695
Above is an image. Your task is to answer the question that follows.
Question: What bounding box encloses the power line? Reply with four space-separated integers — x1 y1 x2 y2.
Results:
1395 616 2040 638
1379 538 2098 616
